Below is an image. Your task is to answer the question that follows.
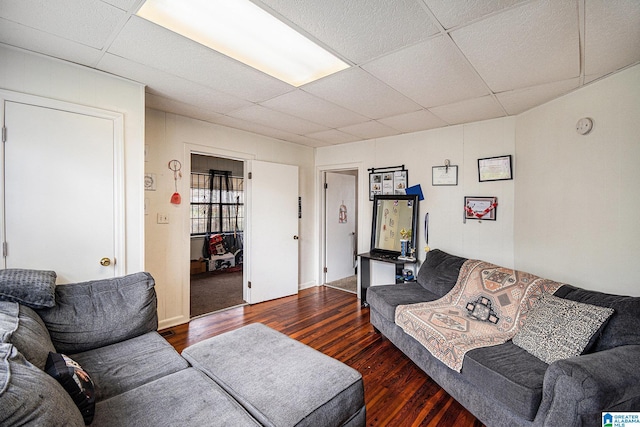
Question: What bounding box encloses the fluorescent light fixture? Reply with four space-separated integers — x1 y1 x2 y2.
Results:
137 0 350 87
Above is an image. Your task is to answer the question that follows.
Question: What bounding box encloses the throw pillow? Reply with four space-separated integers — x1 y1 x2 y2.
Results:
45 352 96 425
513 293 614 364
0 269 57 309
1 344 85 427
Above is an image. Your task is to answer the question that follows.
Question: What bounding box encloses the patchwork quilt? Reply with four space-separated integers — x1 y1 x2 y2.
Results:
395 259 564 372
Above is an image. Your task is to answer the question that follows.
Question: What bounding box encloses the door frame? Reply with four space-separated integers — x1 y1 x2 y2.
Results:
182 143 255 319
0 89 126 276
316 163 363 288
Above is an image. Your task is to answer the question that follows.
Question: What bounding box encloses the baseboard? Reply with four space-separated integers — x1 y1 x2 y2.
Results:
158 314 190 330
298 281 317 290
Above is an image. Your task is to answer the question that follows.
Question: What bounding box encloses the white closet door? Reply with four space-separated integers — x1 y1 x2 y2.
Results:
3 100 122 283
248 160 298 304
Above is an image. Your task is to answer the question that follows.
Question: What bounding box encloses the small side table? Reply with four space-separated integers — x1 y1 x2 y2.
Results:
358 252 418 307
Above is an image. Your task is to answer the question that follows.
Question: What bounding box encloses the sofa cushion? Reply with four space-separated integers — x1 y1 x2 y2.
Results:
0 268 57 309
70 331 189 401
90 368 261 427
0 301 56 370
367 283 440 323
513 293 614 364
38 272 158 353
0 343 85 427
416 249 467 297
183 323 364 427
462 342 549 421
554 285 640 352
45 352 96 425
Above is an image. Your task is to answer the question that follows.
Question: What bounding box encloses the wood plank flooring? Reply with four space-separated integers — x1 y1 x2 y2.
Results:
160 286 485 427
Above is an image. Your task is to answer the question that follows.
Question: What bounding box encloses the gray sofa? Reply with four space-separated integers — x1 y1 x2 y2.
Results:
0 270 365 426
367 249 640 427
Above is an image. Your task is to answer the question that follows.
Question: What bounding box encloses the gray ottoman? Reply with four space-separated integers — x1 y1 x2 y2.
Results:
182 323 365 427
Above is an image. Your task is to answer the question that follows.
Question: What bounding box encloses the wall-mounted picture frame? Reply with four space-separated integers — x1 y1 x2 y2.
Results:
464 196 497 221
369 169 408 200
432 165 458 186
478 155 512 182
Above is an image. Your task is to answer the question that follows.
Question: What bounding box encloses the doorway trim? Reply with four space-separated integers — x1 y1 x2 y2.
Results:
182 143 255 322
316 162 363 290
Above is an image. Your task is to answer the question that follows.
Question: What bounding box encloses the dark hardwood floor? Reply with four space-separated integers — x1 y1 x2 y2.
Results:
160 286 485 427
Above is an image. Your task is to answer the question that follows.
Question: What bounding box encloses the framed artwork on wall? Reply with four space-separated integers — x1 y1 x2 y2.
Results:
464 196 497 221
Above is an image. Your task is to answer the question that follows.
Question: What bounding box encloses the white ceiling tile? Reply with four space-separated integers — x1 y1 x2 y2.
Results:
211 114 315 144
496 78 579 115
99 54 252 113
379 109 448 133
303 67 422 119
228 105 329 135
584 0 640 77
107 16 294 102
255 0 439 64
451 0 580 92
305 129 362 145
424 0 528 29
429 96 506 125
0 18 103 66
338 121 399 140
99 0 140 11
285 135 333 148
260 90 368 128
363 35 489 108
146 93 227 123
0 0 126 49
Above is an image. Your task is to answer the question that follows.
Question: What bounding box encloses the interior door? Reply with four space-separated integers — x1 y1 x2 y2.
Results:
248 160 298 303
2 99 122 283
325 172 356 283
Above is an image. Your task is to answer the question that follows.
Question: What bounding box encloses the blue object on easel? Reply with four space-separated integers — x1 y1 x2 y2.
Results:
406 184 424 201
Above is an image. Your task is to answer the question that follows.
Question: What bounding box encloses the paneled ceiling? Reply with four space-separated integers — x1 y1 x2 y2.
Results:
1 0 638 147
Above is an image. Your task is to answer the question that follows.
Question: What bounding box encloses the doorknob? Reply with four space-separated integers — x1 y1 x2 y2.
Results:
100 257 112 267
293 235 299 240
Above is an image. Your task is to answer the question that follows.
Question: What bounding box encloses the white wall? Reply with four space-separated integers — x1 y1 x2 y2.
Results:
514 65 640 296
0 44 146 274
145 110 315 328
317 64 640 298
316 117 516 268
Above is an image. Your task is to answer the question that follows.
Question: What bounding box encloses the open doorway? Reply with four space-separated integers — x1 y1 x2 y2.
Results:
189 154 246 317
323 169 358 293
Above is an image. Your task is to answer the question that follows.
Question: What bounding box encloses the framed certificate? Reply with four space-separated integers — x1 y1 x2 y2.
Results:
432 165 458 186
478 155 512 182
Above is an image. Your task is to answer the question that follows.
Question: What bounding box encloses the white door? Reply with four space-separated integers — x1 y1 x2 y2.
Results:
248 160 298 303
2 99 123 283
325 172 356 283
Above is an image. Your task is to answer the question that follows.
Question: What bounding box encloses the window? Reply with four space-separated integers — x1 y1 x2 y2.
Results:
190 170 244 235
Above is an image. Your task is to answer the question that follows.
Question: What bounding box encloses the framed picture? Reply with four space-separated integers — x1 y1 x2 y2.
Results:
369 169 407 200
464 196 497 221
432 165 458 186
478 155 512 182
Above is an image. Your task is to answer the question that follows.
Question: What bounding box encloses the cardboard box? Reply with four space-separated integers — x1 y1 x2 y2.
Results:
190 259 207 275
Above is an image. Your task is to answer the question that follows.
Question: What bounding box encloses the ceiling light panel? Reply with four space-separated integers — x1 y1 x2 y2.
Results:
136 0 349 86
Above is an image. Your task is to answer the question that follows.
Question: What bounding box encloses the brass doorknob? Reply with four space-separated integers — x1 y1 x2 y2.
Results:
100 257 111 267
